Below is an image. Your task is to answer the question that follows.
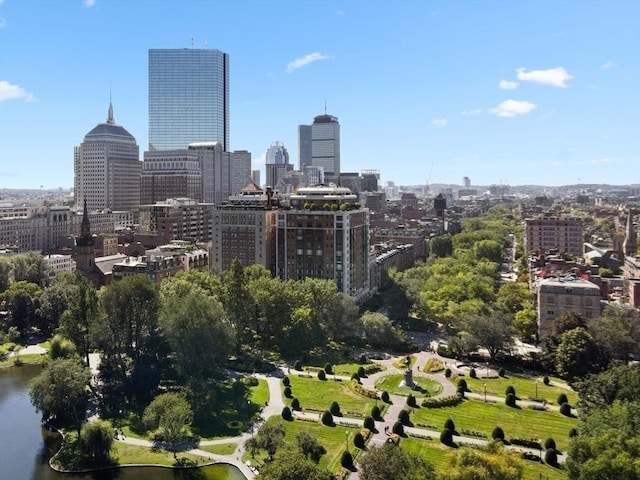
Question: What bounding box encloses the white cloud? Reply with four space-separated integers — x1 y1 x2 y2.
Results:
591 157 612 164
601 60 616 69
286 52 330 73
461 108 482 116
84 0 96 6
490 99 536 117
431 118 448 127
0 80 36 102
499 80 518 90
516 67 573 87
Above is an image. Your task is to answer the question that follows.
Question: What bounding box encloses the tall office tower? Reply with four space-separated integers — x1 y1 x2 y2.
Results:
149 48 229 151
74 103 141 212
252 170 261 186
311 114 340 175
297 125 312 169
265 141 292 187
275 186 370 300
463 176 471 187
302 165 324 187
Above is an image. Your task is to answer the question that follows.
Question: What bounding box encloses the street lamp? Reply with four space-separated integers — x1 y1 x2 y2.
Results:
486 362 489 378
484 383 487 403
345 430 349 452
535 379 538 399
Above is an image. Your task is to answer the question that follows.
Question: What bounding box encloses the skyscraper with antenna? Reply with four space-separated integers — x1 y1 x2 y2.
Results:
297 110 340 176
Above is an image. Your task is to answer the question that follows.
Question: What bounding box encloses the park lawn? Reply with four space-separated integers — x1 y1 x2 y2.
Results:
454 373 579 405
0 352 47 367
244 417 361 474
198 442 238 455
250 378 269 407
411 397 577 451
375 374 443 397
332 362 385 376
112 441 207 466
401 436 567 480
285 375 378 417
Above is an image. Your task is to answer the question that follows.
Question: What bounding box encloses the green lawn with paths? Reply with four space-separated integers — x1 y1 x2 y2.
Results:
400 436 567 480
198 442 238 455
284 375 380 417
452 373 578 405
410 396 577 451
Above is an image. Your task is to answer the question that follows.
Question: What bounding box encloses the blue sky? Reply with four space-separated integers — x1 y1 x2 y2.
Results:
1 0 639 190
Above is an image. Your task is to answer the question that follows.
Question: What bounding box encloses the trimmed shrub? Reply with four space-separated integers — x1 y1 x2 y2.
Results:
445 367 452 378
357 366 366 378
281 406 292 420
294 360 302 371
353 432 365 449
359 354 367 364
422 395 464 408
506 393 517 408
544 448 558 466
381 391 390 403
469 368 477 379
318 370 326 380
457 378 468 391
406 394 417 408
364 416 375 430
568 428 578 438
341 450 353 469
543 375 550 385
498 367 506 377
492 426 505 441
282 376 290 387
398 409 410 425
324 363 333 374
440 428 453 445
505 385 516 397
557 393 568 405
330 401 341 416
392 421 404 435
284 386 292 398
351 373 360 382
444 418 455 433
371 405 381 419
560 402 572 416
291 397 300 410
544 438 556 450
321 410 333 426
456 385 466 397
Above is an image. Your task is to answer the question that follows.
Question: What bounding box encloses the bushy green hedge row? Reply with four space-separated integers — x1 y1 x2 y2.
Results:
421 394 463 408
350 380 378 399
510 437 541 449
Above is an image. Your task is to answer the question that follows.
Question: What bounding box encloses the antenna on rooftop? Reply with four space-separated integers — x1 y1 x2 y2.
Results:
191 37 194 48
324 100 327 115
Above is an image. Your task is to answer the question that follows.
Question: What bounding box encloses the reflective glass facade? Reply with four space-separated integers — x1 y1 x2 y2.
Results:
149 49 229 151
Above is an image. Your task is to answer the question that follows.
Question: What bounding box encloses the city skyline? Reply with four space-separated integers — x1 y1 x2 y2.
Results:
1 0 639 190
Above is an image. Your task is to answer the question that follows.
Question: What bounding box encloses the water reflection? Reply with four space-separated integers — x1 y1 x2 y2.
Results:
0 365 245 480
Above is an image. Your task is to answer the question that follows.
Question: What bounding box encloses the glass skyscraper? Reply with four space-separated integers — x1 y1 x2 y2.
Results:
149 48 229 151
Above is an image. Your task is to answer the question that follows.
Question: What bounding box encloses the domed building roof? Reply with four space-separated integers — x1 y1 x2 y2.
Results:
84 103 136 140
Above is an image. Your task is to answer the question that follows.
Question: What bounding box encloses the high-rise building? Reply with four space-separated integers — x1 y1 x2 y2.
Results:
524 215 584 256
275 186 370 300
298 114 340 174
140 150 203 205
297 125 312 169
149 48 229 151
265 141 292 188
74 104 141 212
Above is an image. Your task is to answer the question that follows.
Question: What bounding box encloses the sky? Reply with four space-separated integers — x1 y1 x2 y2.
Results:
1 0 639 190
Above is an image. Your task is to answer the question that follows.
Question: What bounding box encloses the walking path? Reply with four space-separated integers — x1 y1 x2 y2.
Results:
37 346 572 479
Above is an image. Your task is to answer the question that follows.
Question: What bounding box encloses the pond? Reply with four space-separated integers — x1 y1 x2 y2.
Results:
0 364 246 480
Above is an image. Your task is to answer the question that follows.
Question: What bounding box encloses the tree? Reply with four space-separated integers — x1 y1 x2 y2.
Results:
439 443 523 480
81 419 114 461
573 364 640 414
48 333 78 360
361 311 405 348
159 290 234 380
358 442 436 480
473 239 503 264
0 280 42 336
29 357 91 436
37 271 81 336
430 235 453 258
221 258 254 350
258 448 333 480
464 312 514 360
143 392 193 443
496 282 532 315
555 327 607 381
296 431 327 463
0 257 12 293
253 422 286 460
513 307 538 342
588 305 640 362
10 252 51 287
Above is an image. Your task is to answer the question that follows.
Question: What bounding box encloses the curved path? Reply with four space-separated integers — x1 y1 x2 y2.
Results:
85 349 571 479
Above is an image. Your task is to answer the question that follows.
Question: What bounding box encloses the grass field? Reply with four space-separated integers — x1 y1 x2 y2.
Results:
243 416 361 474
284 375 378 417
452 373 579 405
249 378 269 407
198 442 238 455
410 397 577 451
375 374 443 397
0 352 46 367
400 436 568 480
